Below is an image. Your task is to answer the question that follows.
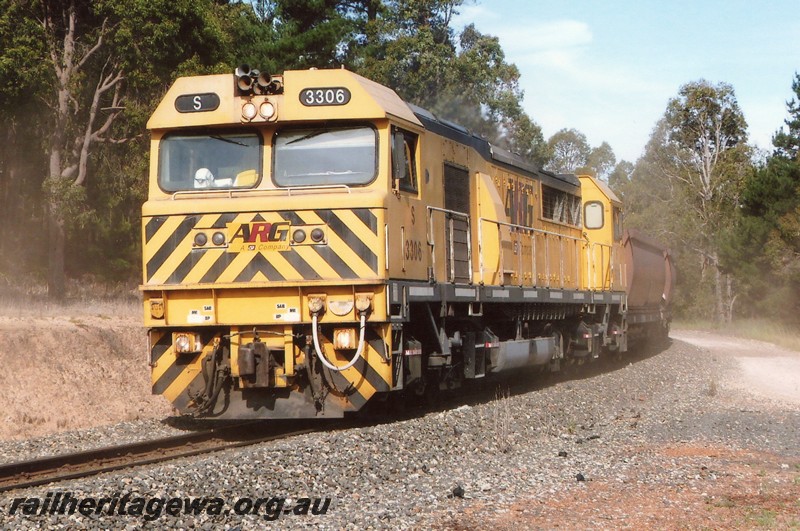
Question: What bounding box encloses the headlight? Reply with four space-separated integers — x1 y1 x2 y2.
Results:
259 101 275 119
333 328 357 350
174 333 192 353
173 332 201 354
241 102 257 121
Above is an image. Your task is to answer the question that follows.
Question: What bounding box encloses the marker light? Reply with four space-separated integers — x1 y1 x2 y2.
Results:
212 232 226 246
310 228 325 242
194 233 208 247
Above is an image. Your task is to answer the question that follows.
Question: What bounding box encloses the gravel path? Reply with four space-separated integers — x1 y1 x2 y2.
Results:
1 332 798 529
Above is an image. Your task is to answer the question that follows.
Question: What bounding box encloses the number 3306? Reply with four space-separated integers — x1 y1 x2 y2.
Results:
300 87 351 106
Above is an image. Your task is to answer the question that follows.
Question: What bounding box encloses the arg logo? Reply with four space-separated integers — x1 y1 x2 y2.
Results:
228 221 290 252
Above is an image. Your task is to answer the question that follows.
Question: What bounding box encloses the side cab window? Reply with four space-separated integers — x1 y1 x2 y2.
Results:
613 206 623 241
392 127 418 193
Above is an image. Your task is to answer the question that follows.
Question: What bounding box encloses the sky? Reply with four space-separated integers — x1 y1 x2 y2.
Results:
452 0 800 163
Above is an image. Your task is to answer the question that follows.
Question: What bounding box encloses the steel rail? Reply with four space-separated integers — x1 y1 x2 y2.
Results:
0 421 318 493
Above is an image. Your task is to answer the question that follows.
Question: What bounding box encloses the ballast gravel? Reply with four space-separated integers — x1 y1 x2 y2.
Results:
1 336 798 529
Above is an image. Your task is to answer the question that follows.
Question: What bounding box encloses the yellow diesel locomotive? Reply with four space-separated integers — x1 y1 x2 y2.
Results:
142 67 673 419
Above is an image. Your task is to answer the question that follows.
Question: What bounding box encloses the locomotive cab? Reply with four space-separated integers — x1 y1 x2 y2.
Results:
143 69 420 418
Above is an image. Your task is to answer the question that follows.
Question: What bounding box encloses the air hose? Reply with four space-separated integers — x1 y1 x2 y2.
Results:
311 312 367 372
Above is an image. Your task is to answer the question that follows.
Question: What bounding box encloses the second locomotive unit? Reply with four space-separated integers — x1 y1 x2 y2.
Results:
142 66 673 419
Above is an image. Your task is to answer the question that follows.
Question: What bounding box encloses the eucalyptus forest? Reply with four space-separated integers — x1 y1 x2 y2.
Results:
1 0 799 326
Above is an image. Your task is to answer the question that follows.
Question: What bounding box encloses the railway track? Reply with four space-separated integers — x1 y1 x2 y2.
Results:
0 421 319 493
0 347 662 495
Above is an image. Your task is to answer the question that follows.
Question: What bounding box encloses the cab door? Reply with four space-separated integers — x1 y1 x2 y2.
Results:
389 127 427 280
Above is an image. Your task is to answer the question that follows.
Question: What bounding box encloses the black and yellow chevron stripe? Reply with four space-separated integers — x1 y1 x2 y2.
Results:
144 209 379 285
150 331 206 412
149 327 392 416
316 328 391 410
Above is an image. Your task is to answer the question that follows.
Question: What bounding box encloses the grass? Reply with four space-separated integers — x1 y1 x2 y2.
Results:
493 385 513 453
673 318 800 352
748 508 777 528
707 378 718 397
0 275 141 320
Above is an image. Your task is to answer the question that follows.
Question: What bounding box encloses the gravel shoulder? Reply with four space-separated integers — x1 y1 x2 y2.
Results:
1 328 798 529
671 329 800 408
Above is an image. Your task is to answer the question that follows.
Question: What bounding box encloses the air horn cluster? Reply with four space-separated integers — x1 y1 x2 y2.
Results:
235 65 284 96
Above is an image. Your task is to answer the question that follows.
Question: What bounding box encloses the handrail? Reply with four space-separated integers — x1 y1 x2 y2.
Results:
170 183 352 200
478 218 584 288
586 242 614 291
427 206 472 283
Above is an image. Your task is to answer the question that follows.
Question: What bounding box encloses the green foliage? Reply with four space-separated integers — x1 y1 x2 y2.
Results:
665 80 747 157
772 73 800 160
0 0 46 109
546 129 617 180
68 141 149 280
0 0 254 289
585 142 616 180
546 128 591 174
607 160 633 196
625 80 752 322
264 0 356 70
731 73 800 323
101 0 236 91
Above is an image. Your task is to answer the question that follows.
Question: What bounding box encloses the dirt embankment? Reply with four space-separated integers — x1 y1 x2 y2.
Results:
0 314 172 440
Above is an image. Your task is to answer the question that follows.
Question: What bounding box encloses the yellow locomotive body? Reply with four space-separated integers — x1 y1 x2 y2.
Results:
142 67 644 419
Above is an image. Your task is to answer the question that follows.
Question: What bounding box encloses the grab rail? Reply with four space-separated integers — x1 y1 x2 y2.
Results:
171 184 352 200
427 206 472 284
586 242 614 291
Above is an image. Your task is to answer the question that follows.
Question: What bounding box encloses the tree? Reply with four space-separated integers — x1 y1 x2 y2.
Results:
772 72 800 160
733 73 800 322
629 80 751 322
545 128 591 174
586 142 616 180
39 0 126 299
350 3 547 165
0 0 243 297
0 1 49 276
545 130 618 179
255 0 355 71
608 160 634 196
